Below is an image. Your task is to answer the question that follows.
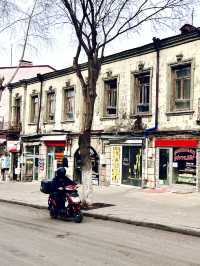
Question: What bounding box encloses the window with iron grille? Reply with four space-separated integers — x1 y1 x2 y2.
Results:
104 78 117 116
171 64 191 111
30 95 39 123
63 87 75 120
134 72 150 114
46 91 55 122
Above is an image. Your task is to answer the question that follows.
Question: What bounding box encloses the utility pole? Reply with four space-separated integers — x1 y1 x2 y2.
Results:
10 44 13 66
191 8 194 26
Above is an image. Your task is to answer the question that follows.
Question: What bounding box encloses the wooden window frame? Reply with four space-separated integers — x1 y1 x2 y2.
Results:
171 63 191 112
63 86 75 121
30 94 39 124
46 90 55 123
134 71 151 114
12 96 22 127
103 77 118 117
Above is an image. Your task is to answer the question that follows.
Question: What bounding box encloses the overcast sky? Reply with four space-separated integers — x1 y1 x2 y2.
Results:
0 2 199 70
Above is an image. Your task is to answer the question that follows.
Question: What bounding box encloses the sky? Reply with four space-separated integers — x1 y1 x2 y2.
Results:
0 2 199 70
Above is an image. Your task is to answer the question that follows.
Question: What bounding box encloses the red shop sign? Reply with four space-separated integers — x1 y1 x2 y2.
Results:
155 139 198 148
44 141 66 147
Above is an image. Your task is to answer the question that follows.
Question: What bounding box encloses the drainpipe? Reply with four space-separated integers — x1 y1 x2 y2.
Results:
37 74 43 134
20 80 27 135
144 37 160 188
8 84 13 129
19 80 27 182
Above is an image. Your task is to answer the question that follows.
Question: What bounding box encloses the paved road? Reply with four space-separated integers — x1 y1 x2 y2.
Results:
0 203 200 266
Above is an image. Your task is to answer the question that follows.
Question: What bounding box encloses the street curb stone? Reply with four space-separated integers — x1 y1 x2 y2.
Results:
1 198 200 238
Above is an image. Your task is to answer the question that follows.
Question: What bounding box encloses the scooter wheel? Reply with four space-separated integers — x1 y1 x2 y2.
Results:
74 212 83 223
49 206 58 219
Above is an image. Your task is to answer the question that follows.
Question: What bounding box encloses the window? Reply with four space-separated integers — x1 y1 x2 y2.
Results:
46 91 55 122
134 72 150 114
30 95 39 123
104 78 117 116
63 87 75 120
12 97 21 127
171 64 191 111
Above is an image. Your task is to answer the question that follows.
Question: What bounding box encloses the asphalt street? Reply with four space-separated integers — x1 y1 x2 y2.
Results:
0 202 200 266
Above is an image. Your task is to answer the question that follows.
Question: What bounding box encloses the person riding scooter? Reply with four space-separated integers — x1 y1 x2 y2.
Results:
51 167 76 209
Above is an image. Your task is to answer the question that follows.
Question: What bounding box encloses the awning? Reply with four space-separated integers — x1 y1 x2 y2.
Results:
155 139 198 148
0 138 6 144
41 135 66 141
44 141 66 147
7 141 20 152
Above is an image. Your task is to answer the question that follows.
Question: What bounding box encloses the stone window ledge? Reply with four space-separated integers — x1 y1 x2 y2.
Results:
166 110 194 116
100 116 118 120
61 120 75 123
43 121 55 125
130 113 152 118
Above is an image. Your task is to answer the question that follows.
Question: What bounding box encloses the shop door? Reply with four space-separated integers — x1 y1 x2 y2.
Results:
34 157 38 180
47 152 54 179
74 147 99 185
122 146 142 186
159 149 169 185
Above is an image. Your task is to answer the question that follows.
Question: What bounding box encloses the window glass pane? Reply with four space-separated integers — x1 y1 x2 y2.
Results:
183 79 190 99
175 100 190 110
175 80 181 99
26 146 34 154
35 146 39 155
47 92 55 121
176 67 190 78
105 79 117 115
64 88 74 120
135 73 150 113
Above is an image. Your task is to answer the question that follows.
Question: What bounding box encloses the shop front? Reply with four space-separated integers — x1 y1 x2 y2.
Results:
7 140 20 181
110 139 143 186
73 147 99 185
41 135 69 180
155 138 198 187
24 145 39 181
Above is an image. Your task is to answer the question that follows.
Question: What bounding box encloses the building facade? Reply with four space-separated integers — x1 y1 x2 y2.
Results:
6 24 200 189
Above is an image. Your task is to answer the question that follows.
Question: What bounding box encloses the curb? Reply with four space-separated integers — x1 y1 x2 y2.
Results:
1 199 200 238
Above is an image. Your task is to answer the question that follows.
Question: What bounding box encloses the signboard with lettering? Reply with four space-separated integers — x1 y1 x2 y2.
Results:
173 148 196 184
173 148 196 162
111 146 122 185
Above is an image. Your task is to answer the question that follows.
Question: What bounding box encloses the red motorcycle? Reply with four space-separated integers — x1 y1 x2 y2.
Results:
47 184 83 223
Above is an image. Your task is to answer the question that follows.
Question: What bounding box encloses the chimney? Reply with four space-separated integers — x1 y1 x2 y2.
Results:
19 60 33 66
180 24 197 34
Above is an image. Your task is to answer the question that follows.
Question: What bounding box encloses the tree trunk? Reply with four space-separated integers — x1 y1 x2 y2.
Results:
79 57 100 206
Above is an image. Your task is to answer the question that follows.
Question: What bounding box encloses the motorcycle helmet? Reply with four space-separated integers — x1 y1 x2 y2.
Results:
56 167 66 178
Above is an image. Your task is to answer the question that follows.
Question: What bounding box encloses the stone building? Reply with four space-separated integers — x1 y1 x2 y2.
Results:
0 61 55 181
7 24 200 189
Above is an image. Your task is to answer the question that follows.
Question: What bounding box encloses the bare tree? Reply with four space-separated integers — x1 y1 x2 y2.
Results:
0 0 53 88
41 0 191 205
0 0 195 204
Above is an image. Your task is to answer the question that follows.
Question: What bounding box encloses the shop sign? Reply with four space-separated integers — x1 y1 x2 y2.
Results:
39 159 44 171
173 148 196 161
155 139 198 148
111 146 121 185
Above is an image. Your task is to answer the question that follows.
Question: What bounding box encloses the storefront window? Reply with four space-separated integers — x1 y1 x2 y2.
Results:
26 146 34 154
46 146 65 179
122 146 142 186
25 145 39 181
25 158 34 177
172 147 196 185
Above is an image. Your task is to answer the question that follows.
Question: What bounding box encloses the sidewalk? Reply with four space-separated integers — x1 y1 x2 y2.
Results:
1 181 200 237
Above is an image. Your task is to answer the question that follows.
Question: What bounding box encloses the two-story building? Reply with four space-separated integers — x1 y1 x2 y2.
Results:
0 61 55 180
8 24 200 190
